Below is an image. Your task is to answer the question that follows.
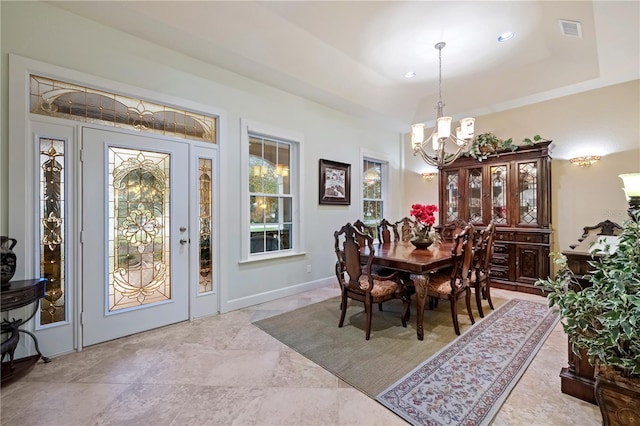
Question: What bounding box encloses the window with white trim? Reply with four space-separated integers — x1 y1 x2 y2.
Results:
249 135 292 253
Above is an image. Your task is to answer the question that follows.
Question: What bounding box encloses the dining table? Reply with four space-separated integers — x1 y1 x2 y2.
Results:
360 240 455 340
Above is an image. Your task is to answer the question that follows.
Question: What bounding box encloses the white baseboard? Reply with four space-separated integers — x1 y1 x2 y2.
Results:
221 276 335 313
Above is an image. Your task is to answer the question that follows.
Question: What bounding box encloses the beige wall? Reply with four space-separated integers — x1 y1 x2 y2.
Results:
403 80 640 258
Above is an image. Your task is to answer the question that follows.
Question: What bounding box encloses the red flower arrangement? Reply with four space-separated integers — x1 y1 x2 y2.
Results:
410 203 438 241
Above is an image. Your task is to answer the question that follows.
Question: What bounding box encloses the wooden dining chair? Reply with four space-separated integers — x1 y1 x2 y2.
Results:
353 219 374 247
353 218 387 307
334 222 410 340
425 223 476 335
436 219 468 242
471 221 496 318
377 218 399 244
395 217 416 242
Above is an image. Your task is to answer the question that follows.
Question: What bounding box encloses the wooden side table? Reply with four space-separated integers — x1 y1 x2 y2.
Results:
1 278 51 384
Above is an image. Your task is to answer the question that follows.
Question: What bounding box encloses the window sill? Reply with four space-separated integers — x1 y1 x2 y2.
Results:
238 251 307 265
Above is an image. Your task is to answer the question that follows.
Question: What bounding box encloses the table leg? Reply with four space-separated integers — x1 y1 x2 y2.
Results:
411 274 429 340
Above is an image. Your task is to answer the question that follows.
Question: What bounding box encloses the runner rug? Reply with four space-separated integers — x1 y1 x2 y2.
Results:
376 298 559 426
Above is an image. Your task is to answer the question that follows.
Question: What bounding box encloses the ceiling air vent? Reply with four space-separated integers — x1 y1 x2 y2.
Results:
559 19 582 38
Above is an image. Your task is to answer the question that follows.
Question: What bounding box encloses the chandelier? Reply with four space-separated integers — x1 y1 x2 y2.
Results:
411 42 476 168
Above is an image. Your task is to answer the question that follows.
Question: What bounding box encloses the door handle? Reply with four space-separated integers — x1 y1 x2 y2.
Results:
180 239 189 245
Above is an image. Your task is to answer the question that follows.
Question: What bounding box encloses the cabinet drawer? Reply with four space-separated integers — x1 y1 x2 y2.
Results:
515 233 549 243
495 232 514 242
491 255 509 267
493 243 509 254
490 268 509 280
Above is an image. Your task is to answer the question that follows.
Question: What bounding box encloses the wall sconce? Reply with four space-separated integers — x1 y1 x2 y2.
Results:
569 156 601 167
620 173 640 220
421 172 437 181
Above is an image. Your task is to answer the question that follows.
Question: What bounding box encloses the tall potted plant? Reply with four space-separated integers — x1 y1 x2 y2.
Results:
535 211 640 425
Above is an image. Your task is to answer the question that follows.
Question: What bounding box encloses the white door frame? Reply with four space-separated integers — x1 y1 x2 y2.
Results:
8 54 223 356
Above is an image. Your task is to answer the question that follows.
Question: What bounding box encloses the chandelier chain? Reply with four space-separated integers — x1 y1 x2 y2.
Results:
410 41 475 168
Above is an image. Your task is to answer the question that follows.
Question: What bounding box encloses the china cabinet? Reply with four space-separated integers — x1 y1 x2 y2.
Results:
438 141 552 293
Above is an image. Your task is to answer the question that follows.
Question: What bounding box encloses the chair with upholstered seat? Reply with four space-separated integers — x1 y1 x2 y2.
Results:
354 218 387 309
425 223 476 335
395 217 417 242
436 219 468 242
353 219 375 246
377 218 399 244
334 222 411 340
471 221 496 318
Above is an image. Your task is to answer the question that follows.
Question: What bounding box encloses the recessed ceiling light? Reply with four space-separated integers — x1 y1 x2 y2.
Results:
498 32 515 42
404 71 416 79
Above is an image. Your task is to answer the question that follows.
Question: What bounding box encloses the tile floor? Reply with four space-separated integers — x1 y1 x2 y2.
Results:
1 285 601 425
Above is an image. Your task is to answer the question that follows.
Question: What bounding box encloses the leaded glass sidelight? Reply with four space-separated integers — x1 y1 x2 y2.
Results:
491 166 507 224
519 162 538 224
39 138 66 325
198 158 213 294
445 171 459 222
468 168 483 224
109 147 171 311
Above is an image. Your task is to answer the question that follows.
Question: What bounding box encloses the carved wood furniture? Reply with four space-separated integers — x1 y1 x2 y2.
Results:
353 219 374 247
395 217 416 242
560 220 622 405
423 224 476 335
1 278 50 385
569 219 623 249
360 240 455 340
435 219 468 242
472 220 497 318
438 141 552 294
334 223 410 340
377 218 399 244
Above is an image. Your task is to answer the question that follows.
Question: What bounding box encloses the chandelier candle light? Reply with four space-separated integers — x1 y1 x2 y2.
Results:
411 42 476 168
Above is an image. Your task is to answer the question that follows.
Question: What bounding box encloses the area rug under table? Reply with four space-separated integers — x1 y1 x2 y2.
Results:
376 298 559 426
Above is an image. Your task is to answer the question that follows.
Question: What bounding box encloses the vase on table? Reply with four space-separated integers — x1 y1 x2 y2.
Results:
410 237 433 250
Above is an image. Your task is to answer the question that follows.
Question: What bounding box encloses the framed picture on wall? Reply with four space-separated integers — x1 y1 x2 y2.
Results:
319 159 351 205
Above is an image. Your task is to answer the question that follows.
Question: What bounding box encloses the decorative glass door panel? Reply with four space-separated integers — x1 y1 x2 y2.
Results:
468 168 483 224
445 171 459 222
82 128 189 347
518 162 538 225
109 147 171 311
491 165 507 224
39 138 66 325
198 158 213 294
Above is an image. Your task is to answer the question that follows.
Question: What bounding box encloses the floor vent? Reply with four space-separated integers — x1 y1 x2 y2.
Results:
559 19 582 38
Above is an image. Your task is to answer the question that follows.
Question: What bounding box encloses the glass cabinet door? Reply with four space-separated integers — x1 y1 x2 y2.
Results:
468 168 483 224
444 170 459 222
490 165 507 224
518 162 538 224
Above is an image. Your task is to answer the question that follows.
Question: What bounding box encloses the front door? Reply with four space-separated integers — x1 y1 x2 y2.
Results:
81 128 190 346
